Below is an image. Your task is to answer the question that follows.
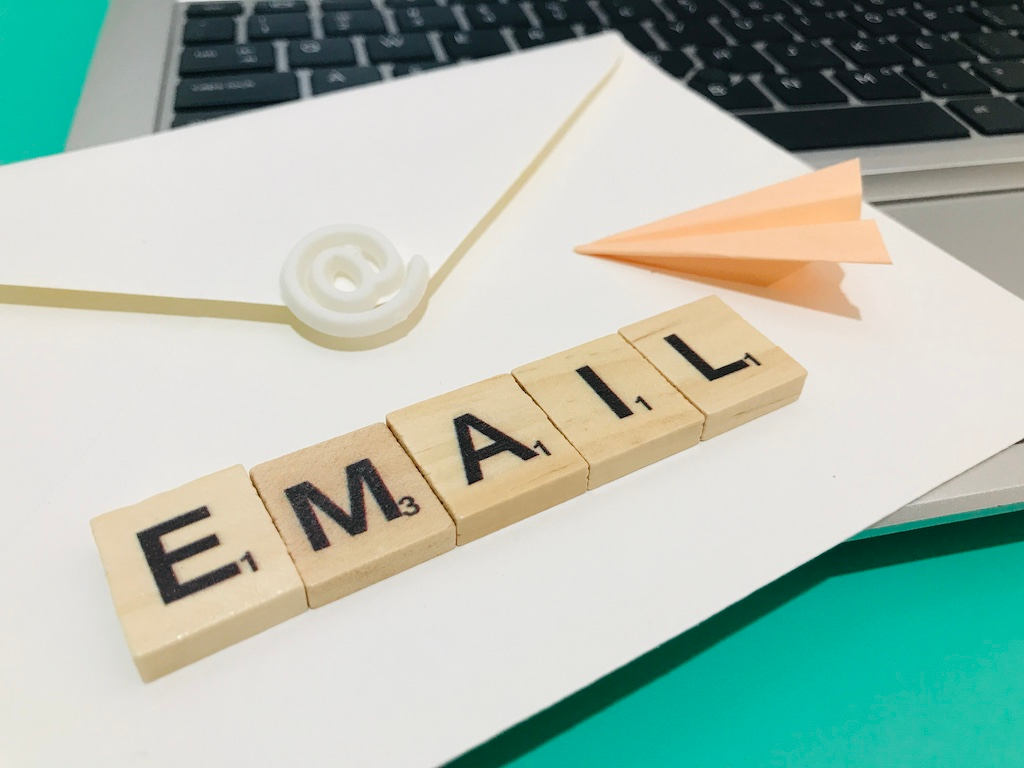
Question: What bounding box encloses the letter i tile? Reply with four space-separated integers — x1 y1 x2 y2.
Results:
250 423 455 609
619 296 807 439
90 465 307 682
387 374 589 545
513 334 705 488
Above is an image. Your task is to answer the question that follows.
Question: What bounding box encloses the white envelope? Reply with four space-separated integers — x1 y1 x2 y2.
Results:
3 34 1024 767
0 34 619 337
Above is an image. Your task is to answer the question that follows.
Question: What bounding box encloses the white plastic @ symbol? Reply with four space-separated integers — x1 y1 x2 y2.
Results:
280 224 430 338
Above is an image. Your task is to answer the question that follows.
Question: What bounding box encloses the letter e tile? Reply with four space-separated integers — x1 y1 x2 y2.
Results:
386 374 588 545
90 465 306 682
619 296 807 439
250 423 455 609
513 335 704 488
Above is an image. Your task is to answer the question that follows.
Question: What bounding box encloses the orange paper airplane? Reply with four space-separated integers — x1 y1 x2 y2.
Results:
574 159 891 286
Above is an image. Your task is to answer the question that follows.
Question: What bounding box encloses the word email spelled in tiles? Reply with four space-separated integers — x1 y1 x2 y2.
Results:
90 295 805 682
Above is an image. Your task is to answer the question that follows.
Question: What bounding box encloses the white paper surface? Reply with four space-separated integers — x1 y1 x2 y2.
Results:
3 38 1024 768
0 36 619 304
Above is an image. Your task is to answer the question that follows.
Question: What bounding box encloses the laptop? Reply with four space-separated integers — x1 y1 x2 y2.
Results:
67 0 1024 534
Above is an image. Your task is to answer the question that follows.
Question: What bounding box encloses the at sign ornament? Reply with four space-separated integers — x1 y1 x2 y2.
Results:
281 224 430 338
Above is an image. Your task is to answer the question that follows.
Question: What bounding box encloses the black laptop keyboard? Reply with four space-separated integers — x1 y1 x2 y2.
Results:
171 0 1024 150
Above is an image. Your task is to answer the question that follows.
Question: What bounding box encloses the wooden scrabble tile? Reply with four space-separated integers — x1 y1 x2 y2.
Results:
619 296 806 440
386 374 588 545
90 465 306 682
250 423 455 609
512 334 704 489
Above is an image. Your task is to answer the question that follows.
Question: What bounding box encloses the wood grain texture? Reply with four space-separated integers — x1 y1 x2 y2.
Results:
90 465 306 682
512 334 704 488
250 423 455 609
387 374 588 545
619 296 806 439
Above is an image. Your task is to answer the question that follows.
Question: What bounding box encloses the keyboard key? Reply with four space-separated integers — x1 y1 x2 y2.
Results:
171 106 257 127
787 12 859 40
465 3 532 28
964 32 1024 60
742 102 969 149
323 10 387 34
179 43 275 75
393 61 446 75
691 65 731 83
653 18 726 45
975 61 1024 92
395 6 460 31
515 26 576 47
442 30 510 58
762 72 848 105
174 72 299 109
789 0 851 12
688 78 772 109
322 0 375 8
534 0 599 25
254 1 308 12
672 0 729 16
947 96 1024 134
858 0 902 9
185 3 242 17
718 15 792 43
183 17 236 44
247 13 311 39
384 0 442 7
600 0 666 23
765 41 843 71
903 64 990 96
969 5 1024 30
311 66 383 93
834 37 912 66
910 7 981 33
365 33 435 62
731 0 791 14
901 35 974 64
697 46 773 73
616 23 660 51
645 50 695 77
834 67 921 100
848 9 921 36
287 38 356 67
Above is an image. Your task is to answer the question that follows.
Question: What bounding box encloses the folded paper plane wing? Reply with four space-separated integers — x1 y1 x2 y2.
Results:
574 159 891 286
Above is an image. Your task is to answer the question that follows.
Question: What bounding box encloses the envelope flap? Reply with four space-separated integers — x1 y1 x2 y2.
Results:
0 35 624 307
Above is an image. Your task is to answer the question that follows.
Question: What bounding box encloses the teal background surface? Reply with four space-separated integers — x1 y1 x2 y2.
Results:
0 3 107 164
4 3 1024 764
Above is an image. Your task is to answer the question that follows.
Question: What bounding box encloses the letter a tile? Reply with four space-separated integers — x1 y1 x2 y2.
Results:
250 423 455 609
513 335 704 488
387 374 588 545
619 296 807 439
90 465 306 682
